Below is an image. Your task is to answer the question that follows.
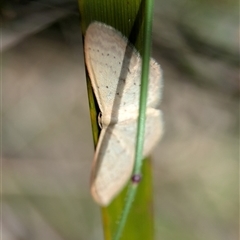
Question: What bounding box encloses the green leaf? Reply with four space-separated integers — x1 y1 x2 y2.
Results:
78 0 155 239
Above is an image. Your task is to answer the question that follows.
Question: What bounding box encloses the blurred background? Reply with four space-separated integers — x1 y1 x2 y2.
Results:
1 0 239 239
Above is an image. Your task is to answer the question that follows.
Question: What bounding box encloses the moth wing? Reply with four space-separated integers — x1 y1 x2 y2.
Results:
85 22 163 123
84 22 137 119
91 126 134 206
91 108 163 206
117 58 163 120
142 109 164 155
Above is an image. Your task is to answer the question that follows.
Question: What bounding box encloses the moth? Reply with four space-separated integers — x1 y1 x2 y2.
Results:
84 22 163 206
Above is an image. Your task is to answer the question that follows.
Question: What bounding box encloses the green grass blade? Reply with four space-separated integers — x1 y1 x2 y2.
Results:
112 0 155 239
78 0 155 239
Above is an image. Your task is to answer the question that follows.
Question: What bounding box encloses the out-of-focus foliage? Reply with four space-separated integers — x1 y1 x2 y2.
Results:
2 0 238 240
